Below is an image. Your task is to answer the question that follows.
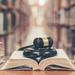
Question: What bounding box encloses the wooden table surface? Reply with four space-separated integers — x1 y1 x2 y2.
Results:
0 71 75 75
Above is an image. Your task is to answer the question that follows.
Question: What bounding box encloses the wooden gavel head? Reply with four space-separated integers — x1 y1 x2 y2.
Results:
33 37 53 50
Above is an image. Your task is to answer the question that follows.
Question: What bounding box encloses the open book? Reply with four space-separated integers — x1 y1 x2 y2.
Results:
1 49 75 70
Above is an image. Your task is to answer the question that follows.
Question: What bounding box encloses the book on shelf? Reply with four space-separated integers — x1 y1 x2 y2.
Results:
0 12 4 34
1 49 75 71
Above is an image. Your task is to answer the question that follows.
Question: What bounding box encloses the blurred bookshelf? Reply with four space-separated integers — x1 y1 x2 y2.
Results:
45 0 75 62
0 0 75 64
0 0 31 59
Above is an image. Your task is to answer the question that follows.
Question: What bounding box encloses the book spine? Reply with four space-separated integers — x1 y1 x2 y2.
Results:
71 28 75 55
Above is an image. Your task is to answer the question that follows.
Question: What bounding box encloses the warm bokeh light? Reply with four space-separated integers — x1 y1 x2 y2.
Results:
31 6 38 18
38 0 47 6
28 0 37 5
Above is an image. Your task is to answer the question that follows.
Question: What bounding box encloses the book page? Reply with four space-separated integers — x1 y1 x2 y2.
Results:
39 49 75 70
1 51 39 70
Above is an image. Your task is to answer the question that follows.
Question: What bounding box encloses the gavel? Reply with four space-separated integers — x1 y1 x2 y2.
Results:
33 37 53 49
